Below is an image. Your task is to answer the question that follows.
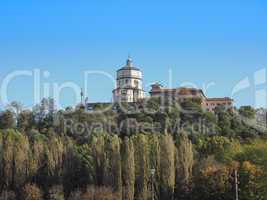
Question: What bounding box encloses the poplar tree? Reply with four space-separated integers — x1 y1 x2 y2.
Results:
175 132 194 198
103 135 122 199
30 133 47 179
90 134 106 185
148 134 160 199
0 130 30 189
121 137 135 200
1 130 17 187
159 134 175 200
46 136 64 177
13 133 30 188
133 134 149 200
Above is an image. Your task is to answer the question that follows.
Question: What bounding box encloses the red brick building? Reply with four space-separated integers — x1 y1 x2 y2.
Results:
150 83 234 112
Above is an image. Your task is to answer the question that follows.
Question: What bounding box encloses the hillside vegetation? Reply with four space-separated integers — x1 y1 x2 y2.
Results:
0 98 266 200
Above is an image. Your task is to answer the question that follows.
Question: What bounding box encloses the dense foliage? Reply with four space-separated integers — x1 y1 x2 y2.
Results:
0 98 266 200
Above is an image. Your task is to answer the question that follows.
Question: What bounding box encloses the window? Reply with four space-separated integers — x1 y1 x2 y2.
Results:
134 80 139 87
121 90 127 95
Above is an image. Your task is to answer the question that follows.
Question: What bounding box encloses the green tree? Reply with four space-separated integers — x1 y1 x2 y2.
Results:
7 101 23 122
133 134 149 200
239 106 256 119
121 137 135 200
215 107 232 136
159 134 175 199
17 110 34 132
175 132 193 199
237 140 267 199
239 161 264 200
0 130 30 189
147 135 161 199
90 134 106 185
192 157 233 200
103 135 122 199
0 110 15 129
12 132 31 188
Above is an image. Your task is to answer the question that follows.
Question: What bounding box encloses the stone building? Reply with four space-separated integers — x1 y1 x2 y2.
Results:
113 57 145 103
205 97 234 112
150 83 234 112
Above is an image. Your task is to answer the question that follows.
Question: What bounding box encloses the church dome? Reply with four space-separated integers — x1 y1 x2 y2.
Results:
117 57 141 72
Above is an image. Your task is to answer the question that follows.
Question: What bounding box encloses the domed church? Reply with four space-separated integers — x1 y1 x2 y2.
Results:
113 57 145 102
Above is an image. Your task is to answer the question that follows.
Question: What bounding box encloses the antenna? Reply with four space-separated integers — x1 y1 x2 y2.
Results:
80 88 84 104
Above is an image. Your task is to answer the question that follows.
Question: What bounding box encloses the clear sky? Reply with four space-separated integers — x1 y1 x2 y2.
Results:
0 0 267 109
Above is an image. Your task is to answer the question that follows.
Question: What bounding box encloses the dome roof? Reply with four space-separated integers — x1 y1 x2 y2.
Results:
117 57 141 72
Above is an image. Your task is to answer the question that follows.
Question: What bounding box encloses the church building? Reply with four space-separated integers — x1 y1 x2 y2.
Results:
86 57 234 113
113 57 145 102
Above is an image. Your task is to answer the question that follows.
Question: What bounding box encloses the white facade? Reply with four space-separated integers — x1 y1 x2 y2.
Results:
113 57 145 102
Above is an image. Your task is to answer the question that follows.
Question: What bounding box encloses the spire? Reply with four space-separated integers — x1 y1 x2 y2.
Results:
126 56 133 67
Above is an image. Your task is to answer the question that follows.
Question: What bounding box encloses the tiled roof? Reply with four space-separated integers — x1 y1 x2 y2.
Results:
150 87 206 97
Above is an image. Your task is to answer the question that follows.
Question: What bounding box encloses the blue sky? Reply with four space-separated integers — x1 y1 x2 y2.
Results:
0 0 267 108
